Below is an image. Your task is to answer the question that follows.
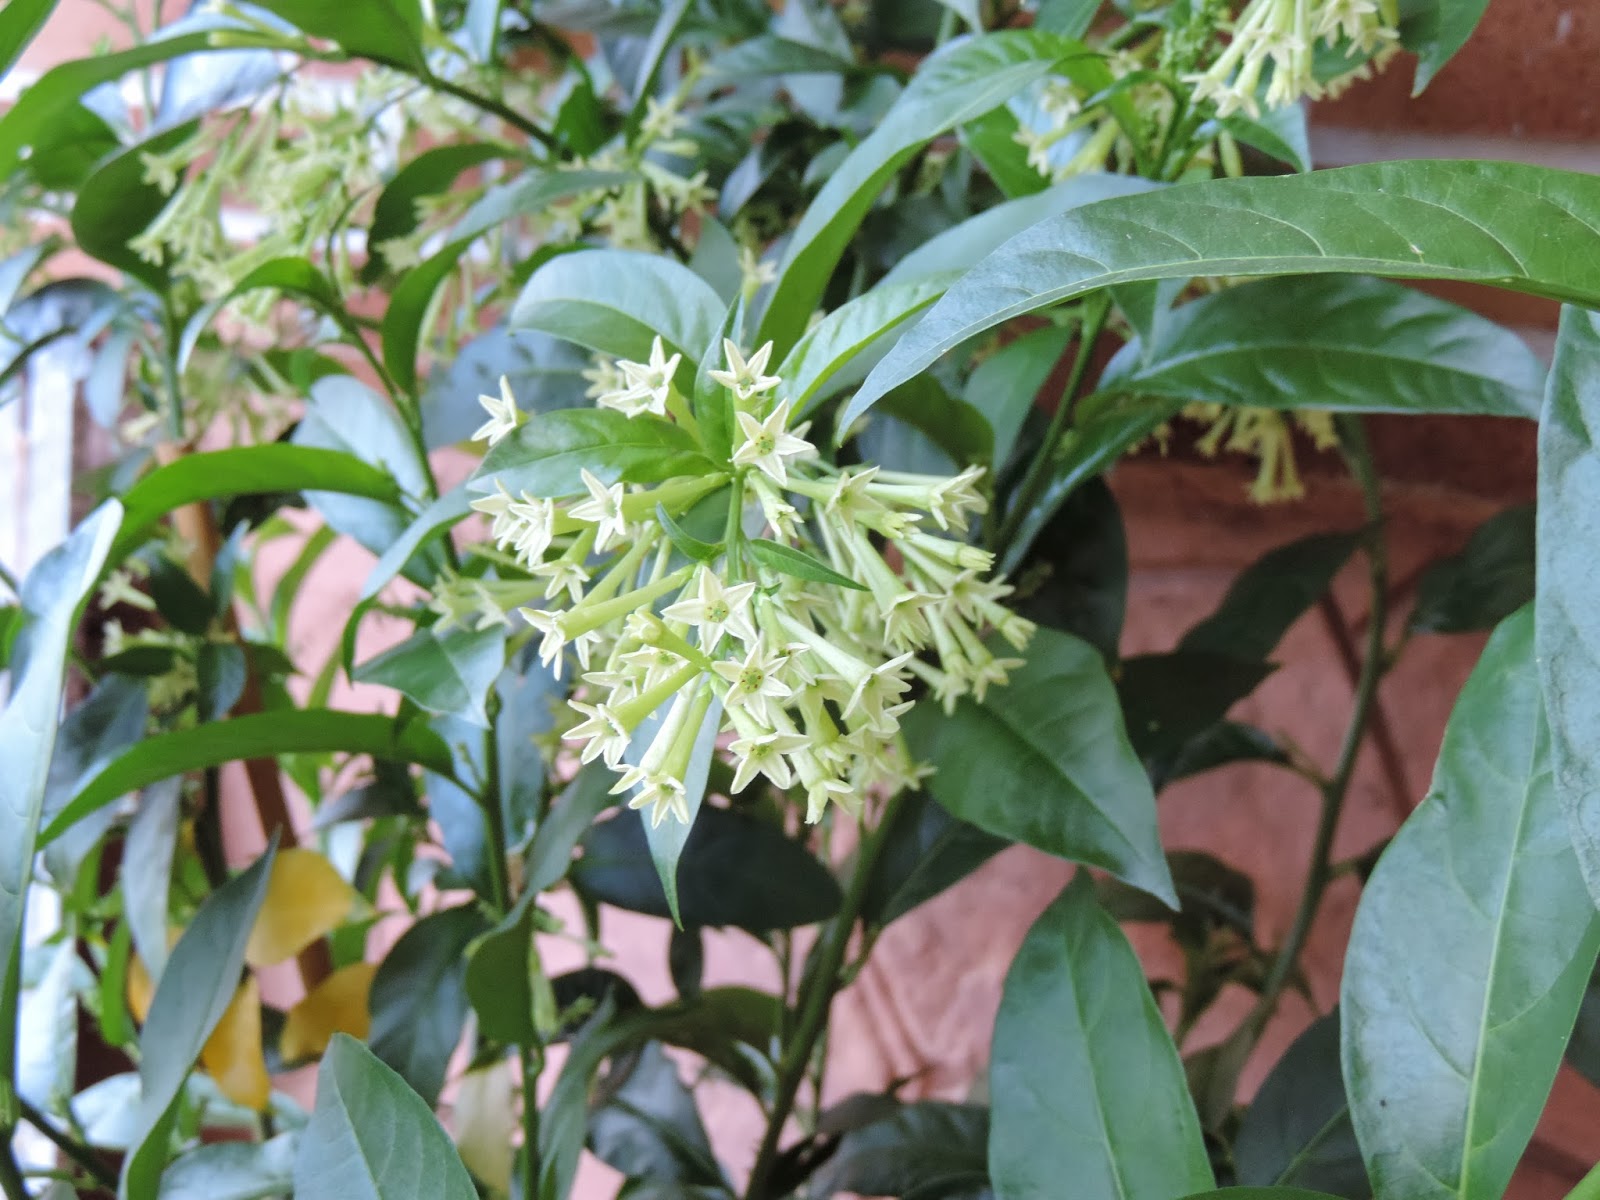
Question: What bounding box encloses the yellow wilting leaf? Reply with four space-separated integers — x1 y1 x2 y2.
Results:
126 954 154 1025
244 848 356 968
453 1058 517 1196
279 961 377 1063
199 976 271 1111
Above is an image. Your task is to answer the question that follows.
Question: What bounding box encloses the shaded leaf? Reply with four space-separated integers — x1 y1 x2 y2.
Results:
1179 532 1359 663
1411 504 1533 635
812 1101 989 1199
474 408 714 499
354 623 506 728
862 790 1009 927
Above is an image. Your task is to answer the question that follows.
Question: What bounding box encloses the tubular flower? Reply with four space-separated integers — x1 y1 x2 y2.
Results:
455 347 1035 825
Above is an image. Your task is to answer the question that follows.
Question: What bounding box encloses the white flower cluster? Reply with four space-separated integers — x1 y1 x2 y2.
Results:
452 342 1035 827
1186 0 1400 118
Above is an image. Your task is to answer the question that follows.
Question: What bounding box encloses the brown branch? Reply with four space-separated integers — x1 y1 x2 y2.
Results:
1316 593 1412 824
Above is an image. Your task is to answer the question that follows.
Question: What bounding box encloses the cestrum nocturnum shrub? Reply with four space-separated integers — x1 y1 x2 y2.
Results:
439 335 1033 825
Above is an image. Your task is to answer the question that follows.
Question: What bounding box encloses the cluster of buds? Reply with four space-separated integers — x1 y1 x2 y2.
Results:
450 340 1035 826
1185 0 1400 118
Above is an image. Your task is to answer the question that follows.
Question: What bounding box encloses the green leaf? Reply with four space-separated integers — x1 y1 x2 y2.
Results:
474 408 715 498
1179 532 1359 662
778 276 953 418
1234 1011 1365 1198
1034 0 1098 36
964 324 1073 469
0 0 56 79
526 763 616 895
573 805 843 933
368 905 489 1106
859 377 994 470
903 627 1175 906
1400 0 1491 93
1116 652 1275 763
1009 474 1126 661
115 445 398 562
657 502 722 563
381 237 475 396
862 791 1009 927
702 34 859 81
124 780 182 985
0 502 119 1119
1097 277 1545 419
158 1133 298 1200
39 710 454 846
539 995 630 1200
1180 1192 1349 1200
811 1101 989 1198
1096 850 1254 943
1342 607 1600 1200
293 1034 476 1200
588 1042 724 1187
747 538 869 591
1410 504 1534 634
990 875 1212 1200
845 160 1600 428
758 31 1105 356
464 895 544 1046
70 122 198 290
354 624 507 728
365 142 506 279
122 843 279 1200
39 674 149 878
360 489 472 602
510 248 724 366
1220 104 1312 173
0 32 218 179
1537 307 1600 906
250 0 427 69
180 257 363 372
450 168 633 243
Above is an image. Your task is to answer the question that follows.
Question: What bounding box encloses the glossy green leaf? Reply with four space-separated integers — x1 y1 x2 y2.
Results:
861 377 994 470
70 122 197 290
847 160 1600 428
964 324 1073 468
360 489 472 602
747 538 868 591
886 176 1162 292
1180 532 1359 662
812 1101 989 1198
990 875 1212 1200
464 895 543 1046
1410 504 1534 634
1234 1011 1365 1198
1342 607 1600 1200
510 248 724 366
904 627 1175 905
197 642 248 723
0 502 119 1121
250 0 427 69
381 236 474 395
0 0 56 78
525 763 616 895
658 502 722 563
365 142 506 279
368 905 489 1106
122 844 278 1200
1097 277 1545 419
1537 307 1600 905
1154 721 1288 791
574 804 843 933
778 277 952 417
474 408 715 498
1400 0 1491 93
354 624 506 728
40 710 454 846
588 1042 724 1187
1220 104 1312 173
114 445 398 562
758 31 1106 355
0 33 218 179
158 1133 298 1200
293 1034 476 1200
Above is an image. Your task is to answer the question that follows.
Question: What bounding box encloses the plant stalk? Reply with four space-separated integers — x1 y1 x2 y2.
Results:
16 1098 116 1190
742 791 906 1200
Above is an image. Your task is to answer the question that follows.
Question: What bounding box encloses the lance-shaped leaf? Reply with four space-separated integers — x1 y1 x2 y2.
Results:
904 627 1175 906
473 408 715 498
845 160 1600 428
1342 607 1600 1200
0 502 119 1120
1537 307 1600 905
990 875 1213 1200
1097 276 1545 419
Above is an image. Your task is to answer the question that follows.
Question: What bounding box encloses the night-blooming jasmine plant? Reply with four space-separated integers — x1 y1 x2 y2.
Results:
453 340 1034 826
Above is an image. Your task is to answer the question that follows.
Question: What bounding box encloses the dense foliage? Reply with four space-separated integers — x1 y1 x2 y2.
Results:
7 0 1600 1197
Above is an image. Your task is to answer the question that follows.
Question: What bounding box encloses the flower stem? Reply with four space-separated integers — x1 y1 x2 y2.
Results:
742 790 907 1200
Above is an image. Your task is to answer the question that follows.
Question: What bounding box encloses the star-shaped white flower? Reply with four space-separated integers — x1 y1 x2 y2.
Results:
565 700 632 767
730 400 815 486
615 336 681 417
708 338 781 403
661 569 759 649
567 468 629 551
611 767 690 826
727 730 808 793
711 642 793 720
471 375 521 446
